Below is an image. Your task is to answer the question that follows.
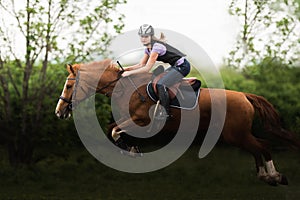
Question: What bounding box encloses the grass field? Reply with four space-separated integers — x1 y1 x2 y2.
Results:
0 145 300 200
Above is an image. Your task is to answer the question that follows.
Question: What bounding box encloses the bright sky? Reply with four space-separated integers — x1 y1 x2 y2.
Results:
1 0 240 67
117 0 240 66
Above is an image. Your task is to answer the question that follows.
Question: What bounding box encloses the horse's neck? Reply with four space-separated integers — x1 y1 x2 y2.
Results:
96 72 152 96
108 73 152 97
95 70 119 93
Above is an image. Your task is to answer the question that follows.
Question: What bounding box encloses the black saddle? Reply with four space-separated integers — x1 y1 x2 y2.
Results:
146 66 201 110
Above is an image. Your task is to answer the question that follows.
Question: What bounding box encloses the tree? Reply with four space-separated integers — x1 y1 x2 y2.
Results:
0 0 126 166
227 0 300 68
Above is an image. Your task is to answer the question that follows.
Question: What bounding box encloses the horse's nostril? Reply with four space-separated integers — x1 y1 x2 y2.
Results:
55 110 60 118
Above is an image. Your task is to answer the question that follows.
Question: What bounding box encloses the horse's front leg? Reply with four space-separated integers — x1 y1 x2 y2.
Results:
111 118 142 157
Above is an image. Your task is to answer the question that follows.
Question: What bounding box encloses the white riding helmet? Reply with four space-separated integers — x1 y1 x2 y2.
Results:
138 24 154 36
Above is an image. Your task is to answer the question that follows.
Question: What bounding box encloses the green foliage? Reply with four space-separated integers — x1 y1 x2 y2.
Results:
221 58 300 133
226 0 300 132
243 59 300 131
95 94 112 131
220 67 256 92
0 0 127 62
0 0 127 166
296 0 300 18
227 0 300 68
0 60 114 163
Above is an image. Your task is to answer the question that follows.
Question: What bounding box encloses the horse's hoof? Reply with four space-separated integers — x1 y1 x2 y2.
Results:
259 175 278 186
265 177 278 186
267 180 278 186
278 174 288 185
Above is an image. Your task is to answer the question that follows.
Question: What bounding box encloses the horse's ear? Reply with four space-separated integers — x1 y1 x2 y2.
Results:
67 64 75 75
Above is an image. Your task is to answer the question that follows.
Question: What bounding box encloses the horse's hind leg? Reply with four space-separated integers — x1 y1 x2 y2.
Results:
253 154 268 181
253 138 288 185
242 138 272 184
259 150 288 186
264 159 288 185
242 135 288 185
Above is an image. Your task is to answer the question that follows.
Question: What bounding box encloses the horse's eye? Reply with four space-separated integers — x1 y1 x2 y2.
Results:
66 85 72 89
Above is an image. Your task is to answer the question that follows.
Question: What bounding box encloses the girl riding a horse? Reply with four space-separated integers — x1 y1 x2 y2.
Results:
122 24 191 119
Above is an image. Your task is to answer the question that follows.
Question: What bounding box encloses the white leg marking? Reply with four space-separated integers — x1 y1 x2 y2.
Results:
265 160 279 176
257 166 268 178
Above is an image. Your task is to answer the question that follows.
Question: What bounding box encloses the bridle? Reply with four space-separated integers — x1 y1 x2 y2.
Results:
59 77 77 110
59 70 124 110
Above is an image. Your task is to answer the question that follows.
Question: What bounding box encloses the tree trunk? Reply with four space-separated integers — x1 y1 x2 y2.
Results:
10 0 35 166
7 135 33 167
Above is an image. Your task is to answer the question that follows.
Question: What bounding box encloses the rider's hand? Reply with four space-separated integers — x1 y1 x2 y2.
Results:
122 71 131 77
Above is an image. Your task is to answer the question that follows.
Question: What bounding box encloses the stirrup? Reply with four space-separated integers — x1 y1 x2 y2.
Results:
155 110 170 120
155 105 172 121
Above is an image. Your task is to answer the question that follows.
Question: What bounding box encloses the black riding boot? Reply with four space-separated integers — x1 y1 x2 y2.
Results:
157 85 171 119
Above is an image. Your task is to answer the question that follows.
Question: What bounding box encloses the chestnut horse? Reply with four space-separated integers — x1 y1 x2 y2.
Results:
55 59 300 186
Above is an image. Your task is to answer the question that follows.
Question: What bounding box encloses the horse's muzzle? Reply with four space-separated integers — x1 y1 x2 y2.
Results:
55 108 71 119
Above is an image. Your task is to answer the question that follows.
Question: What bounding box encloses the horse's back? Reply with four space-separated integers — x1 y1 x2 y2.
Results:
199 88 253 113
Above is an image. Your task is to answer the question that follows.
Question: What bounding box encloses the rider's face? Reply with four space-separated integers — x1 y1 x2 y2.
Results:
140 35 151 46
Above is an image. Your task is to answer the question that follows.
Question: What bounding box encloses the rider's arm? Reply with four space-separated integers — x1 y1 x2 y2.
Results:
125 54 149 71
122 52 158 77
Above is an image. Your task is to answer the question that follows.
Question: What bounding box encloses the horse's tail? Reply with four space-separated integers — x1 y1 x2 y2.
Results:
245 93 300 149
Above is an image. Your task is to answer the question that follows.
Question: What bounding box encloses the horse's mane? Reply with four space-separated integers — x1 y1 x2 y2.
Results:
79 59 119 73
71 59 120 89
75 59 152 84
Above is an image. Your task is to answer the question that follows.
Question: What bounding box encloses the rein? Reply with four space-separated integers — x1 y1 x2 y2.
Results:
96 61 125 94
96 71 123 94
116 61 146 102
